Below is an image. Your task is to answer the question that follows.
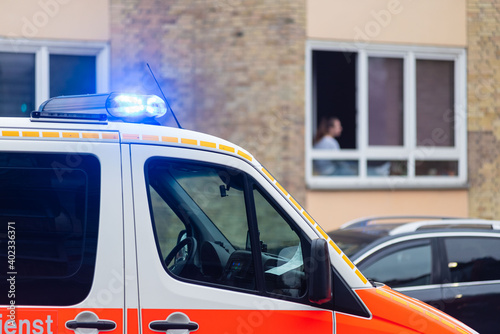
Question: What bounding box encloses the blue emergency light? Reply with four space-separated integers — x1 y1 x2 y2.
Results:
31 93 167 123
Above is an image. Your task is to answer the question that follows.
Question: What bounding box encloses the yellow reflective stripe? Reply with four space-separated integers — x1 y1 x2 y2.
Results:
441 318 456 329
102 133 119 140
200 141 216 148
425 311 440 321
376 288 392 298
456 327 469 334
261 168 275 181
62 132 80 138
355 269 368 285
2 131 19 137
303 211 316 225
162 136 178 143
22 131 39 137
315 225 329 240
219 144 235 153
275 182 288 196
82 132 99 139
181 138 197 145
142 135 159 141
408 302 425 314
328 240 342 255
289 196 301 210
123 134 139 140
237 150 252 161
392 295 408 306
42 131 59 138
342 254 355 269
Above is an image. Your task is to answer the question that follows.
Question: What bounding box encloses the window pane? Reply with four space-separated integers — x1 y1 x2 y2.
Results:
0 153 100 305
417 60 454 147
147 159 256 290
254 188 305 297
312 51 357 149
368 57 404 146
0 53 35 117
313 159 358 176
445 237 500 283
367 160 407 176
415 160 458 176
50 54 96 97
361 244 432 288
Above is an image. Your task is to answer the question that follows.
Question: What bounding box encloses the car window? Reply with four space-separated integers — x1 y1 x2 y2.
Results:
444 237 500 283
0 152 100 306
253 188 305 297
359 242 432 288
147 158 307 299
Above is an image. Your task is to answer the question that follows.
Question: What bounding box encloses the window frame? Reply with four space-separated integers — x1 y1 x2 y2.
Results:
145 157 313 304
306 41 467 189
0 38 109 108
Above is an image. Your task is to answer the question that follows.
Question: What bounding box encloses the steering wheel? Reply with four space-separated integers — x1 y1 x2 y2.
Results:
165 237 197 276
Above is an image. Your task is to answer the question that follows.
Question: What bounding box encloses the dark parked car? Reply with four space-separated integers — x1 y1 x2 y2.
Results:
328 216 500 334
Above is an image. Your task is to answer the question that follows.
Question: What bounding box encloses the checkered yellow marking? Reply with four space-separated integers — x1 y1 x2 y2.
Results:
219 144 235 153
22 131 39 137
181 138 197 145
2 131 19 137
200 141 217 148
162 136 178 143
142 135 159 141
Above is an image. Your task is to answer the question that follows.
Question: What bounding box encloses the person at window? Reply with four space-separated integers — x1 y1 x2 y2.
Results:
313 117 356 176
313 116 342 151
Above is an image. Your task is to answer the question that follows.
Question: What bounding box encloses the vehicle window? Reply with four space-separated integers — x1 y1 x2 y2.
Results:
147 158 308 299
444 237 500 283
253 188 306 297
359 243 432 288
0 152 100 306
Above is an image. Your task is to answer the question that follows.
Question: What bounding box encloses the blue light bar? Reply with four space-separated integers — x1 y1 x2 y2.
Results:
31 93 167 123
106 93 167 120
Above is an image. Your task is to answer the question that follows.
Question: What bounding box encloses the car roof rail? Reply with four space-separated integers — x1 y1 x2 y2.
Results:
339 215 456 230
388 219 500 235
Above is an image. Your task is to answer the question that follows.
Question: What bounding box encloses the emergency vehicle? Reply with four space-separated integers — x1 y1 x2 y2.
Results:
0 93 478 333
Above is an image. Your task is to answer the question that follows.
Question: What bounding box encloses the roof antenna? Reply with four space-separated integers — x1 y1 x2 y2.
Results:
147 63 182 129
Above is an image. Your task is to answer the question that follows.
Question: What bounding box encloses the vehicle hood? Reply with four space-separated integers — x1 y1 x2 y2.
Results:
336 285 478 334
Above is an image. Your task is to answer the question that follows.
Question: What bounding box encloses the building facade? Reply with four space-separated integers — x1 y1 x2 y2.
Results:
0 0 498 230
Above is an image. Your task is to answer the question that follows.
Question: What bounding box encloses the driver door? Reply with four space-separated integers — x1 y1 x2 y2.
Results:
129 144 334 333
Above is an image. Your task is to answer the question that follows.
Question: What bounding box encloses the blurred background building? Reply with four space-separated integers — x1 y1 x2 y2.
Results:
0 0 497 230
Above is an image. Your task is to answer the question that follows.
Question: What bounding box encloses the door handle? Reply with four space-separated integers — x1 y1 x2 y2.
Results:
149 321 199 331
149 312 199 333
66 311 117 332
66 320 116 330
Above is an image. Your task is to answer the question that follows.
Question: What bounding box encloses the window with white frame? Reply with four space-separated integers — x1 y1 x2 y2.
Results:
306 42 467 189
0 39 109 117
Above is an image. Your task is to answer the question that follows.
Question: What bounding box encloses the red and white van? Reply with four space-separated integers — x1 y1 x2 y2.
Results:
0 93 477 333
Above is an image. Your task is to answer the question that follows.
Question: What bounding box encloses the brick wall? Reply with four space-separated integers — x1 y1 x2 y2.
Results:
467 0 500 219
110 0 307 202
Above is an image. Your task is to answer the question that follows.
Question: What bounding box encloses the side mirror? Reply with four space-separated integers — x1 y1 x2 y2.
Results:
308 238 333 305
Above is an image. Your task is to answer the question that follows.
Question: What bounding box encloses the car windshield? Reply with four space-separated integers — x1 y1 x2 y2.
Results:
328 228 389 257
